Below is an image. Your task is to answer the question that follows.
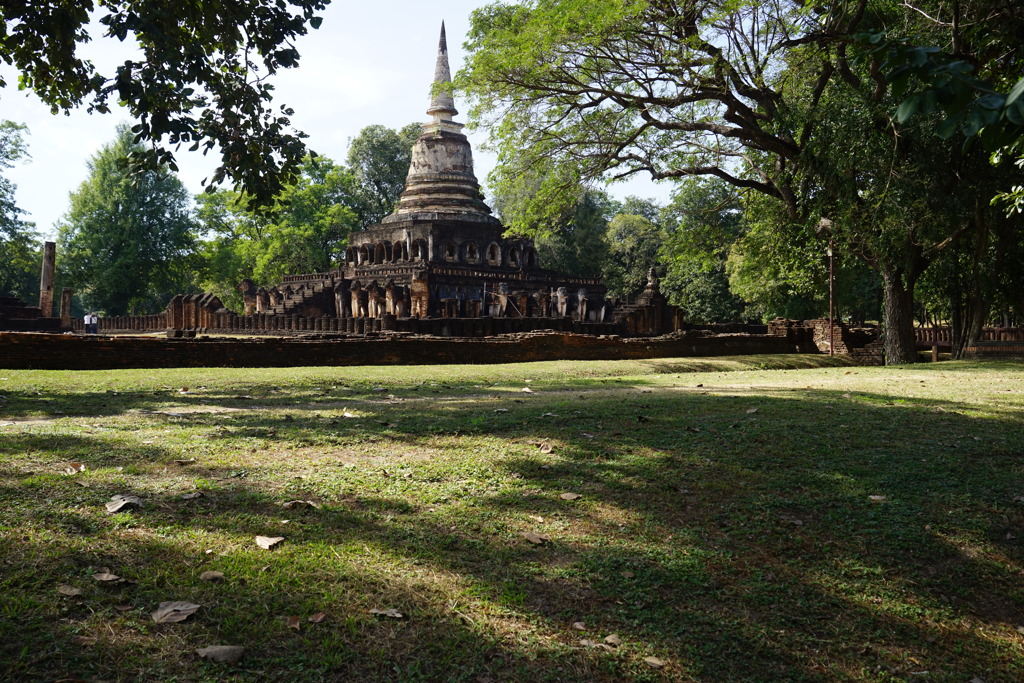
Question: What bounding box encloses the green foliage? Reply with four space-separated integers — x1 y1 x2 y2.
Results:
56 124 200 315
857 0 1024 154
198 155 360 306
0 120 41 301
853 2 1024 265
346 123 421 227
604 199 666 298
659 180 747 322
531 190 614 278
460 0 1023 361
459 0 810 226
725 196 826 322
0 0 329 207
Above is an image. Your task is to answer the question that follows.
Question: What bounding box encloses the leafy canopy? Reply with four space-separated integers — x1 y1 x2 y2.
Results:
57 123 199 315
346 123 421 228
0 0 329 207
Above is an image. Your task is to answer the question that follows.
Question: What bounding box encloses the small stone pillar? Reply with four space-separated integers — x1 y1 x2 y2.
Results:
39 241 56 316
168 295 185 330
59 288 73 327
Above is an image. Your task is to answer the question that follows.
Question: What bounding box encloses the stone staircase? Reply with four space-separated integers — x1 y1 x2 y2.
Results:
264 281 333 317
0 296 63 332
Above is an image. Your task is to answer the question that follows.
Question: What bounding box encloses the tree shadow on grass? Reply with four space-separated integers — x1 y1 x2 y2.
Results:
1 377 1022 681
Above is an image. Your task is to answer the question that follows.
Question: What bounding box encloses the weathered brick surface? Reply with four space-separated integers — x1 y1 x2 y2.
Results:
964 341 1024 359
0 331 802 370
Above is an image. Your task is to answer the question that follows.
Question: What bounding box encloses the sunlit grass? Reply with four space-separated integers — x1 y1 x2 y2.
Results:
1 357 1022 681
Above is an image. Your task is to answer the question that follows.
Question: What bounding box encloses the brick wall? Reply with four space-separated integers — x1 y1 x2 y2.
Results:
964 341 1024 359
0 331 803 370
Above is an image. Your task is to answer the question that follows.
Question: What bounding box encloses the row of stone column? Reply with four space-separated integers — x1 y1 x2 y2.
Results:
73 314 168 332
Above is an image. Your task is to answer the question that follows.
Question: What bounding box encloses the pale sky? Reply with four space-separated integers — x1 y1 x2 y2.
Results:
1 1 669 240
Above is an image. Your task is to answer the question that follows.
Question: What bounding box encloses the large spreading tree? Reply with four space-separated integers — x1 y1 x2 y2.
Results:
458 0 1021 363
1 0 329 206
57 124 199 315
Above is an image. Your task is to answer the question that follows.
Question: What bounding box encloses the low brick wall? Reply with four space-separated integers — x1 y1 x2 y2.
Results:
0 331 804 370
963 341 1024 359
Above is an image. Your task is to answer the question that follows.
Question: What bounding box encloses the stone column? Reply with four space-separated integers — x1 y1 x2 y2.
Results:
168 295 185 330
39 241 56 316
59 288 73 328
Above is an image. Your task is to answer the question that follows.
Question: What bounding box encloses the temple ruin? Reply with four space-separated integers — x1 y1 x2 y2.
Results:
235 24 677 336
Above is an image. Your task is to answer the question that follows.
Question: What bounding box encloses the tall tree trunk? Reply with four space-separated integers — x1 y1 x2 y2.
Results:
880 266 918 364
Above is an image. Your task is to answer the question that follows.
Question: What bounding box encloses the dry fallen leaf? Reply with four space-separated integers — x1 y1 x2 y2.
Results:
199 571 225 582
521 387 534 393
528 515 545 523
746 407 759 414
175 459 197 465
255 536 284 550
57 584 83 597
559 492 582 501
281 500 321 510
65 462 86 475
181 492 204 500
521 532 550 545
370 608 404 619
308 612 328 624
538 441 553 453
286 616 301 631
541 412 558 418
151 601 201 624
93 572 121 583
197 645 245 664
604 633 622 646
105 494 142 513
572 621 587 631
644 656 666 668
580 639 613 652
869 495 888 502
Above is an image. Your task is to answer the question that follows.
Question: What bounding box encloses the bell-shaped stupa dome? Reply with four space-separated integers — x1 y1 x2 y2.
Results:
382 22 499 225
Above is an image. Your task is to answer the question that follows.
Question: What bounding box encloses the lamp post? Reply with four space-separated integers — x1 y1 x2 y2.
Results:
817 218 835 356
828 237 835 356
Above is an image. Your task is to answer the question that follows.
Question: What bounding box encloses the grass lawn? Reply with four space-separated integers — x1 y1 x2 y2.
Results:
1 355 1022 682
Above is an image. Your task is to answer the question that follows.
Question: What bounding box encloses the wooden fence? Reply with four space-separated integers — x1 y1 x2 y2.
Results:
914 327 1024 348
